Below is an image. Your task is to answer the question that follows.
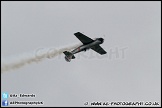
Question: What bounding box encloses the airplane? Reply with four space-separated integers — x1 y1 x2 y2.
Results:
63 32 107 62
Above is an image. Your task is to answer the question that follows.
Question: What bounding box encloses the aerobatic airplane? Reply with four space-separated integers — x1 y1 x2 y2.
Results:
63 32 107 62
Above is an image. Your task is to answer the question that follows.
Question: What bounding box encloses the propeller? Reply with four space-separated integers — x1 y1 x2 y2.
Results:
103 34 106 40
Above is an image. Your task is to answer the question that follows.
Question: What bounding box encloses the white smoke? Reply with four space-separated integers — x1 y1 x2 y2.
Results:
1 43 82 73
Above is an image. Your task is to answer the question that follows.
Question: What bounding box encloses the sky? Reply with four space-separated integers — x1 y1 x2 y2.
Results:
1 1 161 107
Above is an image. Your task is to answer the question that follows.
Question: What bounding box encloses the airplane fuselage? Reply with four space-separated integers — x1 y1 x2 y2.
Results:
71 38 103 54
63 32 106 62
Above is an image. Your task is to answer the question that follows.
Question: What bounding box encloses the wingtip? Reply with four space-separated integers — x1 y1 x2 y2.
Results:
102 52 107 55
74 32 80 35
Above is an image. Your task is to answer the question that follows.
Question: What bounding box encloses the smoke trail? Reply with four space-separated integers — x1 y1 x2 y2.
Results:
1 43 82 73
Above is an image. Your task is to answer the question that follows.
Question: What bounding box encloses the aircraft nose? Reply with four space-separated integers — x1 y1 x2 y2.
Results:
100 38 104 43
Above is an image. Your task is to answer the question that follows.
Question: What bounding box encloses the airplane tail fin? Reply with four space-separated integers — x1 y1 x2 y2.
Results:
63 51 75 62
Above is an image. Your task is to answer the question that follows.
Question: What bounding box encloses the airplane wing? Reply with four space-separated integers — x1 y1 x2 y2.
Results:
91 45 107 55
74 32 94 45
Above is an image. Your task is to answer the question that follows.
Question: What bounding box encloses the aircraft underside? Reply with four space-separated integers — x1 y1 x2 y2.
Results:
63 32 107 62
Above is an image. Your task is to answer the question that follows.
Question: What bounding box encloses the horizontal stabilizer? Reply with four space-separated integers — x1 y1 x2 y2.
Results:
63 51 75 59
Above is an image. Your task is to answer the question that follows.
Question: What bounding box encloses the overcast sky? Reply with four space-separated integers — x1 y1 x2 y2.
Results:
1 1 161 107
